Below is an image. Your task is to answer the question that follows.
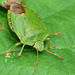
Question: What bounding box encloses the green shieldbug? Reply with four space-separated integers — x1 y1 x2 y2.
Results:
0 0 64 73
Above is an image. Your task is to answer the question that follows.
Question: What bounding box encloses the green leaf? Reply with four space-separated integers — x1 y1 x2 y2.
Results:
0 0 75 75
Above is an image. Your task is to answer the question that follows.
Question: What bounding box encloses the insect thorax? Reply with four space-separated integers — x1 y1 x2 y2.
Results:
3 0 25 14
10 3 25 14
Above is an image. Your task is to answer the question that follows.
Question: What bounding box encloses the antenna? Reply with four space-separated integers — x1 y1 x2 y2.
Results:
44 48 64 60
33 50 38 73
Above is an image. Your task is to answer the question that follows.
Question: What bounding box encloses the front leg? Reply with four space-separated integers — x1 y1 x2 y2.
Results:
3 42 22 55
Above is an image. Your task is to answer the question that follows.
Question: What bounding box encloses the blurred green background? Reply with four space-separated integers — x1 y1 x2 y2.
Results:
0 0 75 75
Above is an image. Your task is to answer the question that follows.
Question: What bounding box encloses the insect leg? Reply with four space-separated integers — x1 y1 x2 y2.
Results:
3 42 22 55
33 49 38 73
0 20 4 31
0 4 8 9
51 32 61 35
44 48 64 60
46 38 56 49
15 45 25 56
20 0 27 7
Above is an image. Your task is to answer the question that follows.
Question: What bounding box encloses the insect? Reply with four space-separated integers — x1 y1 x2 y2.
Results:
0 0 64 73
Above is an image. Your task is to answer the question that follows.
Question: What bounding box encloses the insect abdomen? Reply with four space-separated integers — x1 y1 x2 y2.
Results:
8 8 49 46
21 28 49 46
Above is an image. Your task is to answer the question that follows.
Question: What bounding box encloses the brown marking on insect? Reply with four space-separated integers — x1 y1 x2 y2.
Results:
3 0 26 15
3 0 20 6
10 3 25 14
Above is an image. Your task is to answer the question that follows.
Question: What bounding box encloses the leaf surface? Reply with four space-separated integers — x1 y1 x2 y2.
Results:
0 0 75 75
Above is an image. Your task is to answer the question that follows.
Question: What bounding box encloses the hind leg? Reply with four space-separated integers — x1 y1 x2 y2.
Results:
0 4 8 9
0 20 4 31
